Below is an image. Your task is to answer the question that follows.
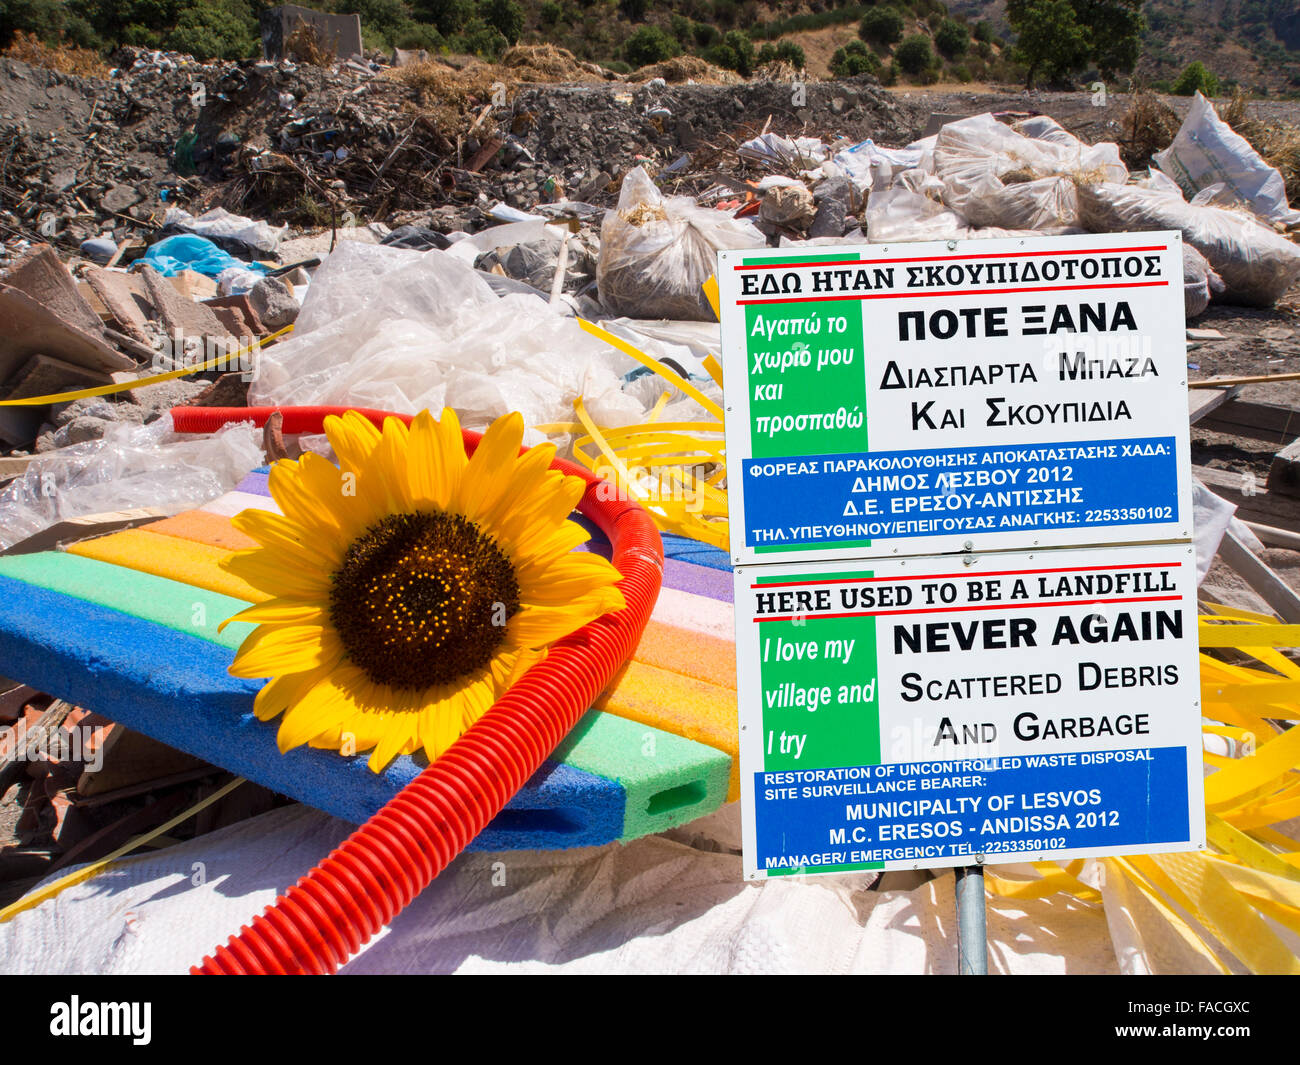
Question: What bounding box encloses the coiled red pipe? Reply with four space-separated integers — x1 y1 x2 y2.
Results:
172 406 664 975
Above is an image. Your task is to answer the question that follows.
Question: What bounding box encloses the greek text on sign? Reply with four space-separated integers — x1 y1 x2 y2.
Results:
734 544 1204 877
718 233 1193 564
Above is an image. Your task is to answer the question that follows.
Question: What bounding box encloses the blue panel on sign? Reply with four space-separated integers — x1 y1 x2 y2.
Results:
742 436 1179 549
754 747 1189 870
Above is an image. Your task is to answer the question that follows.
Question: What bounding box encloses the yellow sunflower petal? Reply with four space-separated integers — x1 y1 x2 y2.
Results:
229 509 342 571
323 410 382 472
517 553 622 603
219 597 328 632
229 622 343 678
478 441 557 529
457 411 524 520
406 410 451 510
510 520 591 569
223 549 332 600
506 590 624 649
252 667 329 722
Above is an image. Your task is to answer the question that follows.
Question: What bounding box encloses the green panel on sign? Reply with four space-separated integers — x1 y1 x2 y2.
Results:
758 612 879 772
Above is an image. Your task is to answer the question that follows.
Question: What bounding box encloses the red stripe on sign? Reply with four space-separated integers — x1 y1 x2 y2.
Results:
737 280 1168 305
751 562 1181 590
732 245 1168 270
752 594 1183 622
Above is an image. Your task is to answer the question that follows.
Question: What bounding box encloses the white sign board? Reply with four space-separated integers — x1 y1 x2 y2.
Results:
718 233 1193 565
734 544 1205 878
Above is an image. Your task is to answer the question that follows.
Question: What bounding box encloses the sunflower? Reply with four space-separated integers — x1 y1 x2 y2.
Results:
218 408 626 772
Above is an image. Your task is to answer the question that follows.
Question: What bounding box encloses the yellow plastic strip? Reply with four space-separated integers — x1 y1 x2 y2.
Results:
0 325 294 406
1197 623 1300 647
0 776 245 923
1207 813 1300 882
1205 720 1300 808
701 274 721 320
1106 857 1232 973
1201 601 1277 623
577 319 725 422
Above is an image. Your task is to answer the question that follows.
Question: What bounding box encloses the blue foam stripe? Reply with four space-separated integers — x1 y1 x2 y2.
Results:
661 533 731 571
0 576 623 849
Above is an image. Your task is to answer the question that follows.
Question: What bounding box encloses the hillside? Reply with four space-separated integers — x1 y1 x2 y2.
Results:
951 0 1300 94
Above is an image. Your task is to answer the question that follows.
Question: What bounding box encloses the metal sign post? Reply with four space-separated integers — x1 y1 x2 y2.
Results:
955 865 987 975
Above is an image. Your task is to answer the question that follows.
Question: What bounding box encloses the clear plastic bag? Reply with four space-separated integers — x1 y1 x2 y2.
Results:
596 167 763 321
1183 244 1225 320
933 113 1125 226
1076 182 1300 307
0 416 263 550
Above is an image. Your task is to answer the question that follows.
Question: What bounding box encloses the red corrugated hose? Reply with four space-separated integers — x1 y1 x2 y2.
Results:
170 406 664 975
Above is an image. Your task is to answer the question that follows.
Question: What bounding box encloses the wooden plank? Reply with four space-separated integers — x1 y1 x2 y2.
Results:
1188 385 1239 425
1244 520 1300 552
1268 438 1300 498
1199 399 1300 443
1217 527 1300 624
1195 464 1300 529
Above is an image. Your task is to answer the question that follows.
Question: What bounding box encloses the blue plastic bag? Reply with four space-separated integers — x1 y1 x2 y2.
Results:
141 234 270 280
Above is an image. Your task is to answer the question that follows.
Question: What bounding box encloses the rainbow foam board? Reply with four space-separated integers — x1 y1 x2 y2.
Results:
0 469 740 849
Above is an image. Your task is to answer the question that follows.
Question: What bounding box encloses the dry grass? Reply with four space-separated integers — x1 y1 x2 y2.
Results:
285 21 336 67
385 57 509 136
1222 89 1300 209
499 44 606 83
1118 90 1182 170
2 31 110 79
630 55 742 85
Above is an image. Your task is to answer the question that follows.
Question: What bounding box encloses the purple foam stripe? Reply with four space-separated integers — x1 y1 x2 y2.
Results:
234 470 272 497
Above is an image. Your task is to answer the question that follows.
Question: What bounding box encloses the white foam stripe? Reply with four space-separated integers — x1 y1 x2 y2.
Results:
200 492 281 518
651 586 735 642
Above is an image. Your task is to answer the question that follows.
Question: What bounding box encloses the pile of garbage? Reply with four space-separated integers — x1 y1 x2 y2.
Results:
715 95 1300 315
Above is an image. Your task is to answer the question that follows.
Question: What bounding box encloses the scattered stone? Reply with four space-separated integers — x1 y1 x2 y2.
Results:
248 276 299 331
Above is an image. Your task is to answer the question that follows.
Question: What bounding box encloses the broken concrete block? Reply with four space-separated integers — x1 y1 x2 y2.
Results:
2 243 104 337
2 355 115 401
84 267 151 343
0 284 136 386
168 269 218 301
248 276 299 331
211 306 254 339
205 293 266 335
138 265 233 346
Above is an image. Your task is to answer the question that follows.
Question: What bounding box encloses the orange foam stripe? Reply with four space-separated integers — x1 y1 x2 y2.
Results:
67 528 265 603
597 658 739 800
633 620 736 691
149 510 259 552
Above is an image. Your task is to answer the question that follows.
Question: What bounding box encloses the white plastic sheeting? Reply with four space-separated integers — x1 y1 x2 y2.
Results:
162 207 287 254
1155 92 1300 227
250 242 646 438
0 803 1122 975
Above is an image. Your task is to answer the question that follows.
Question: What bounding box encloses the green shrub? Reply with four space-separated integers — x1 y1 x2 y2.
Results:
934 18 968 59
481 0 524 44
952 63 972 82
539 1 562 25
1172 60 1219 97
693 21 719 46
623 24 680 66
894 33 933 75
413 0 476 36
165 0 256 60
830 40 881 77
723 28 754 75
973 18 995 43
859 6 903 46
620 0 648 21
451 16 508 57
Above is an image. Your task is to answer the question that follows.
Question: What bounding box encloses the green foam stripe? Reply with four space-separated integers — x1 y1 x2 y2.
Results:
555 711 731 841
0 551 256 651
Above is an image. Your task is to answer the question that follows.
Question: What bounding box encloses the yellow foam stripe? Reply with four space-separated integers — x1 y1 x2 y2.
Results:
67 528 263 603
578 319 724 421
597 658 739 800
0 777 245 923
1204 719 1300 808
0 326 293 407
1146 852 1300 974
1106 857 1233 973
